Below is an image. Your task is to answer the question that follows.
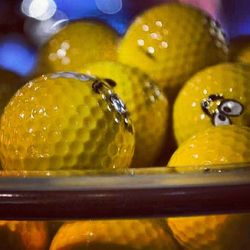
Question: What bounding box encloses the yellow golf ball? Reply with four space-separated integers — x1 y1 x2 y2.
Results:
118 3 228 97
0 72 134 171
168 213 250 250
50 219 180 250
82 61 169 167
173 63 250 145
37 20 119 74
230 35 250 64
0 68 23 115
168 125 250 172
167 125 250 249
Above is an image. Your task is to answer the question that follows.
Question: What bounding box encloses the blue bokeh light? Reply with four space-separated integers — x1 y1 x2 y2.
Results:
54 0 132 35
1 0 250 77
0 37 37 76
55 0 97 19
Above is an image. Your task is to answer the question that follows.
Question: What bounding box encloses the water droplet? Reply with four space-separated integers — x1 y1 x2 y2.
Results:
147 46 155 54
200 114 206 120
161 41 168 48
150 33 159 40
57 48 66 58
203 89 208 95
155 20 163 27
142 24 149 32
61 41 70 50
137 39 144 46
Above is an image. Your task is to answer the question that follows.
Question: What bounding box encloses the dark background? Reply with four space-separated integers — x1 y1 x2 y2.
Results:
0 0 249 76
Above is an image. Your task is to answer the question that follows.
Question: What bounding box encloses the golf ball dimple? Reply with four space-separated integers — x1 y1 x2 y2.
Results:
82 61 169 167
0 72 135 171
118 3 228 98
168 214 250 250
173 63 250 145
168 125 250 172
37 20 119 75
50 219 179 250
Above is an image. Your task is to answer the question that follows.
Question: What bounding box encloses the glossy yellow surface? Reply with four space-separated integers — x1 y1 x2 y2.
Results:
167 125 250 249
230 35 250 64
168 214 250 250
50 219 179 250
37 20 119 74
82 61 168 167
118 3 228 97
168 125 250 172
0 221 48 250
0 68 22 115
0 72 134 170
173 63 250 144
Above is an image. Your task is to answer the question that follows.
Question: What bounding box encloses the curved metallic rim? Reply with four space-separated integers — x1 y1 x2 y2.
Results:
0 165 250 219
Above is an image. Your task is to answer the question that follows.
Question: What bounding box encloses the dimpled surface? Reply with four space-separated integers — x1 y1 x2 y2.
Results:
168 213 250 250
230 35 250 64
168 126 250 172
37 20 119 74
174 63 250 144
0 221 48 250
167 125 250 249
0 72 134 170
0 68 23 115
82 61 168 167
50 219 179 250
118 3 228 96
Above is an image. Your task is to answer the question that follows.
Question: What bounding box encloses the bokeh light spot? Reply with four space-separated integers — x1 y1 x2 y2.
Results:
95 0 122 14
0 36 37 76
21 0 57 21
